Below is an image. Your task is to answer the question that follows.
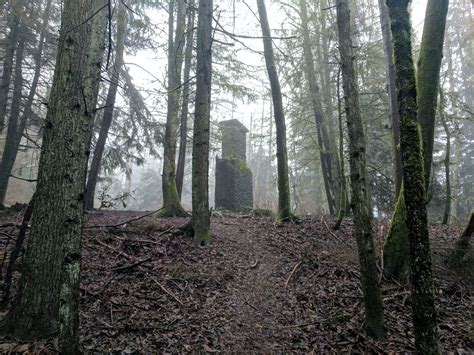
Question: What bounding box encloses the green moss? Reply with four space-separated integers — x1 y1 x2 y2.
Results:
383 187 410 283
231 155 251 175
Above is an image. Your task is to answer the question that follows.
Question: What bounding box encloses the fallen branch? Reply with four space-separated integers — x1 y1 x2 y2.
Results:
146 273 184 306
94 238 133 260
322 218 350 247
85 205 172 229
284 261 302 288
113 256 152 272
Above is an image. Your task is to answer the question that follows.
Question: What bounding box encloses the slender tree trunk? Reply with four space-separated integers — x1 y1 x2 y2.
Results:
0 5 20 133
336 0 385 339
0 39 24 206
378 0 402 198
333 69 346 230
85 0 127 210
0 0 52 207
417 0 450 195
158 0 187 217
191 0 213 245
176 0 195 198
387 0 440 352
446 212 473 267
298 0 336 215
257 0 293 222
2 0 95 345
440 88 451 225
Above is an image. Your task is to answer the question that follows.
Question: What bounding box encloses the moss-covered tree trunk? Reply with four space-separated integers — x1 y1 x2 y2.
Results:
298 0 337 215
440 88 451 225
446 212 473 268
2 0 96 343
383 0 448 283
257 0 293 222
191 0 213 246
176 0 195 199
84 0 127 211
336 0 385 339
0 0 52 207
158 0 188 217
378 0 402 199
387 0 440 352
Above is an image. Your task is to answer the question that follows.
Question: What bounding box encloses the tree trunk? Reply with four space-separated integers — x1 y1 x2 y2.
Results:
336 0 385 340
176 0 195 199
387 0 440 352
298 0 336 215
191 0 213 246
0 0 52 207
0 4 20 133
158 0 187 217
378 0 402 198
2 0 95 345
417 0 449 195
440 88 451 225
0 39 24 206
383 0 449 284
84 0 127 210
333 69 346 230
257 0 293 222
446 212 473 267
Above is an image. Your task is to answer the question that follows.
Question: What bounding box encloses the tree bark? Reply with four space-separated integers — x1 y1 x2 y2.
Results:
0 39 24 206
191 0 213 245
176 0 195 199
0 0 52 207
383 0 449 284
2 0 95 345
336 0 385 339
0 3 20 133
446 212 473 267
84 0 127 210
158 0 187 217
378 0 402 198
417 0 449 195
387 0 440 352
257 0 293 222
440 88 451 225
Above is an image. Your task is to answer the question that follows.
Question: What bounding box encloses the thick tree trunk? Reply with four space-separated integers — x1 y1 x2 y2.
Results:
191 0 213 245
84 0 127 210
298 0 336 215
336 0 385 339
378 0 402 198
176 0 195 199
257 0 293 222
383 0 449 284
387 0 440 352
2 0 95 344
158 0 187 217
0 0 52 207
446 212 473 267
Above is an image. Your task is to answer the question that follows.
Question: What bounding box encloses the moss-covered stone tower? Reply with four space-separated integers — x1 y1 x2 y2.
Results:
215 119 253 210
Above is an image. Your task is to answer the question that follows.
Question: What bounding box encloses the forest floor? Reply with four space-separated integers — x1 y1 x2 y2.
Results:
0 209 472 353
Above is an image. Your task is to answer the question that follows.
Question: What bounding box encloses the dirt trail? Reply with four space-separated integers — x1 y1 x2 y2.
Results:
0 211 472 353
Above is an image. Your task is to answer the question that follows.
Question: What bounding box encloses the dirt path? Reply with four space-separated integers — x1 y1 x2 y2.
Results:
0 211 472 353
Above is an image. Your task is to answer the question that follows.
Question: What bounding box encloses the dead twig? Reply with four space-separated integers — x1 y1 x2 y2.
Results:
322 218 350 247
284 260 302 288
146 273 184 306
94 238 133 260
113 256 152 272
